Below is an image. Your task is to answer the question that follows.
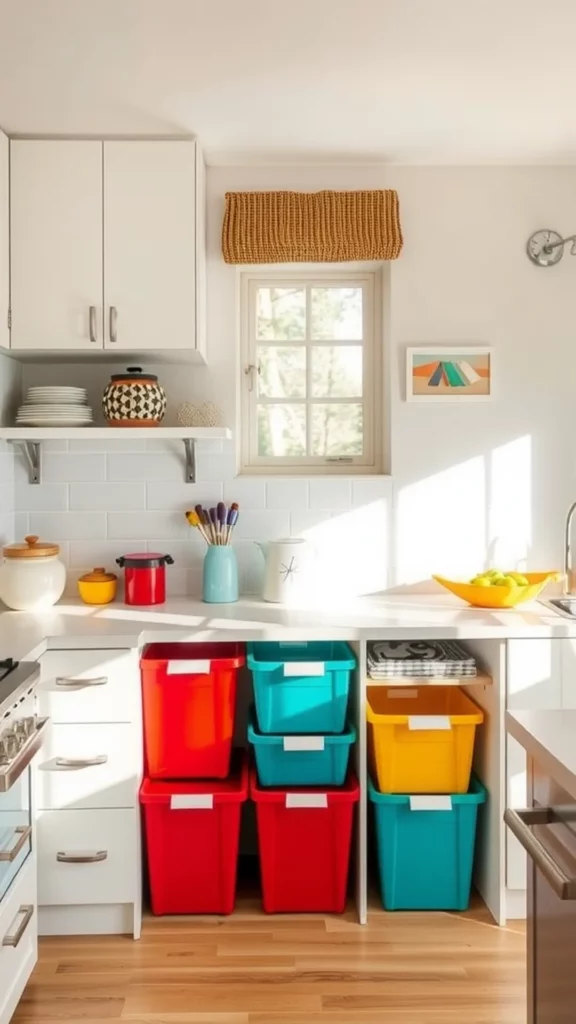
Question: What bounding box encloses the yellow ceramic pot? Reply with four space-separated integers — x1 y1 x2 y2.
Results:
77 567 118 605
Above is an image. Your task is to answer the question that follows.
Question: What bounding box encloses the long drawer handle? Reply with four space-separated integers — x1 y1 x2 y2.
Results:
55 755 108 769
57 850 108 864
88 305 97 344
109 306 118 343
0 826 32 863
55 676 108 689
505 807 576 900
2 905 34 948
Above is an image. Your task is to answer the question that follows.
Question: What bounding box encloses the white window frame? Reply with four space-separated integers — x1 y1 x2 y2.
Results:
239 268 382 475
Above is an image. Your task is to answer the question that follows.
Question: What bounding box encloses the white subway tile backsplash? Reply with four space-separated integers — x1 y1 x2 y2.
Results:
309 479 352 510
266 479 309 510
69 439 147 453
107 511 189 540
107 452 182 482
29 512 106 541
352 476 395 507
195 451 237 482
70 482 146 512
233 509 290 541
290 509 332 536
14 512 29 538
43 454 106 483
69 540 133 569
0 514 14 547
146 481 223 511
15 483 68 512
223 478 266 509
235 541 265 595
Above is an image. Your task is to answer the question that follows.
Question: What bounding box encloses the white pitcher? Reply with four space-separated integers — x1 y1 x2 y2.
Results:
255 538 313 604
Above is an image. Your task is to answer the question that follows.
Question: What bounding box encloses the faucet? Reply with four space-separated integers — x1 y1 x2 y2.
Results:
564 501 576 594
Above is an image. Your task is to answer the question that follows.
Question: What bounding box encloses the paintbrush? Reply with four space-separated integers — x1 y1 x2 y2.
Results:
185 509 211 545
225 503 239 545
217 502 227 545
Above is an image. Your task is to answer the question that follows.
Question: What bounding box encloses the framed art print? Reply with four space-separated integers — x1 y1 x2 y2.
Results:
406 346 493 402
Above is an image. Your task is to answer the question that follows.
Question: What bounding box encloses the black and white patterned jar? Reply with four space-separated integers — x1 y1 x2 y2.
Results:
102 367 167 427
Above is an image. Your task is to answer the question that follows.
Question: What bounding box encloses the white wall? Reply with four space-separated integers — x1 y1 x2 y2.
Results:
16 164 576 594
0 352 21 547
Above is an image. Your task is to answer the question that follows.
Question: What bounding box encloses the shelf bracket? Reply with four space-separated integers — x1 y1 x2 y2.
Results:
9 440 41 485
183 438 196 483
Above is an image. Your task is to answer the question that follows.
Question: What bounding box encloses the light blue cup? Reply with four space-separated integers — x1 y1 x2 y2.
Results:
202 546 239 604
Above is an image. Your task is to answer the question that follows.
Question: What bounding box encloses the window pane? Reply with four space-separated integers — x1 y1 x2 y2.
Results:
258 404 306 456
311 404 363 456
312 346 362 398
311 287 362 340
257 287 306 340
258 347 306 399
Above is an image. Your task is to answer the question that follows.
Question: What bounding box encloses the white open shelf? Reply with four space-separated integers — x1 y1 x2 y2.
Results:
0 426 232 483
0 426 231 440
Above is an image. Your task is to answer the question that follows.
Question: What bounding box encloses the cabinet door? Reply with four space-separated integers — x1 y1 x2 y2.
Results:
506 639 563 892
103 141 197 352
10 141 103 351
0 130 8 350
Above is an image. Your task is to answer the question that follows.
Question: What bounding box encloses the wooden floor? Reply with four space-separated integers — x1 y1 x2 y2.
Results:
14 896 526 1024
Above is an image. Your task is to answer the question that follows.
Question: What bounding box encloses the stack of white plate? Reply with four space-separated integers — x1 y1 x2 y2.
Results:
16 387 93 427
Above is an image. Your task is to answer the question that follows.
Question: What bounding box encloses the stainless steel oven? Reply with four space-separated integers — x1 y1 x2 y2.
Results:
0 660 45 904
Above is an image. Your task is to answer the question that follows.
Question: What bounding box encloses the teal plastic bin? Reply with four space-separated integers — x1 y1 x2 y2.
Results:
247 641 356 734
369 774 486 911
248 709 356 786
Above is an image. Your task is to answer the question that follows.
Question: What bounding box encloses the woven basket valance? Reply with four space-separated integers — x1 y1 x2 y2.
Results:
222 189 402 264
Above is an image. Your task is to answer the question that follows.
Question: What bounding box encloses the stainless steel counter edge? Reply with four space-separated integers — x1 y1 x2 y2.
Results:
507 710 576 803
1 594 575 665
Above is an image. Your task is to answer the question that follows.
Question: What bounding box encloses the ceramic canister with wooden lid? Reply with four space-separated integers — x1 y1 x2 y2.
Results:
0 535 67 610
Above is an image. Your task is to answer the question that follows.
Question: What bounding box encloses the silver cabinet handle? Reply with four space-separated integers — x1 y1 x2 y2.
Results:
55 755 108 769
57 850 108 864
109 306 118 343
2 905 34 948
0 718 49 793
55 676 107 689
505 807 576 900
0 826 32 863
89 306 97 343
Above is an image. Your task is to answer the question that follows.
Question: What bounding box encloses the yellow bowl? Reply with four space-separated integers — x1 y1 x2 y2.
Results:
432 572 562 609
77 578 117 605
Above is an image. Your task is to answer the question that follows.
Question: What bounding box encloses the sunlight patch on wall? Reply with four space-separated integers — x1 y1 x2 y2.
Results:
488 435 532 571
396 456 486 585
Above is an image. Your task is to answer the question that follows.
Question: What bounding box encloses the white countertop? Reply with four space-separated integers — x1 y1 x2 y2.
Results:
0 592 573 664
507 710 576 802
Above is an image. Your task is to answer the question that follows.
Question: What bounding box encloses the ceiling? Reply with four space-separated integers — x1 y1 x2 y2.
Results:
1 0 576 165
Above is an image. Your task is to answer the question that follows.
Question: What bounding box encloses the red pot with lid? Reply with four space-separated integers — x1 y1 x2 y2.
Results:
116 552 174 606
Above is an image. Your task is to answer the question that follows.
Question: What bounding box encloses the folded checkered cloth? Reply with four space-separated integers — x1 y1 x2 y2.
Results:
367 640 477 679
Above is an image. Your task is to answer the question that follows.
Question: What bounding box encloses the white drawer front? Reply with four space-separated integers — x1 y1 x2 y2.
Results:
0 857 37 1024
37 723 140 810
38 809 136 907
38 650 138 724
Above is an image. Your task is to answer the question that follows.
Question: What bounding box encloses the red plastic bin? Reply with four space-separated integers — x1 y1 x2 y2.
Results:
140 750 248 914
140 643 245 779
251 768 359 913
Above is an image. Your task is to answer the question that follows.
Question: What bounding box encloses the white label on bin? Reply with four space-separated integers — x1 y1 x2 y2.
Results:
283 662 325 677
167 660 211 675
170 794 213 810
286 793 328 809
387 689 418 699
408 715 451 731
409 795 452 812
283 736 325 751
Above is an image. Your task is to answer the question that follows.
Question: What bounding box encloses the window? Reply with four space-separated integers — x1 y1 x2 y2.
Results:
240 271 381 474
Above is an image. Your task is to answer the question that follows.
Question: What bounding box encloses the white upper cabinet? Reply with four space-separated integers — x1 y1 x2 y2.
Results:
104 141 198 352
10 141 103 351
0 130 8 350
9 138 205 358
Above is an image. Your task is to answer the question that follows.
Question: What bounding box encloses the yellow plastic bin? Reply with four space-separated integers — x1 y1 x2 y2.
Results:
367 685 484 794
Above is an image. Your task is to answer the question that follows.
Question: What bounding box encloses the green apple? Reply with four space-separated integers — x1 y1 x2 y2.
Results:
508 572 529 586
470 575 491 586
499 575 520 587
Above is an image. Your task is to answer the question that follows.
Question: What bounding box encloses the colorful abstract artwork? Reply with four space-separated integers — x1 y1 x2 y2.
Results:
406 347 493 402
